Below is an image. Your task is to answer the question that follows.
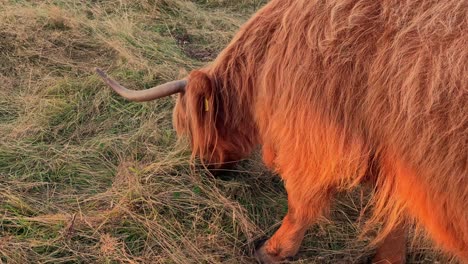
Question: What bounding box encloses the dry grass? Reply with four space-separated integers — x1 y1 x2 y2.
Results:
0 1 458 263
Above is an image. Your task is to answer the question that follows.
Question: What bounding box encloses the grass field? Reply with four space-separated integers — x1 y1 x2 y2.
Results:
0 1 459 263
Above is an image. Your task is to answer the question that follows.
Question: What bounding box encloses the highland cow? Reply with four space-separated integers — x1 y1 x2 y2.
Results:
96 0 468 263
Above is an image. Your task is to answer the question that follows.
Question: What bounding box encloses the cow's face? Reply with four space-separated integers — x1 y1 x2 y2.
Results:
95 67 247 170
173 70 243 169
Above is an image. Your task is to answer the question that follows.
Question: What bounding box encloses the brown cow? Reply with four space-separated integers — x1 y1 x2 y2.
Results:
96 0 468 263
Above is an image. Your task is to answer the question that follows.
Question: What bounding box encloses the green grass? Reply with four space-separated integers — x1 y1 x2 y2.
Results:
0 0 458 263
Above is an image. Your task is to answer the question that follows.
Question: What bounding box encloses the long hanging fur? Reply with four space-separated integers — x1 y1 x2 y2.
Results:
173 0 467 260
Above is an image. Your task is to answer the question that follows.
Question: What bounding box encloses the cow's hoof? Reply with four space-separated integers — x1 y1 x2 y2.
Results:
254 238 289 264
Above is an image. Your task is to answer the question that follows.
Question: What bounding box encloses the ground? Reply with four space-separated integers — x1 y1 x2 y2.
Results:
0 1 459 263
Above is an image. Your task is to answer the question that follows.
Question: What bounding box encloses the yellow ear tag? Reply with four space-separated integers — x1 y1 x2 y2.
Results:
204 98 210 112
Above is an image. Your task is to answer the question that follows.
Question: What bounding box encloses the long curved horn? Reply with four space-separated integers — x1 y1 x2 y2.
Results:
95 68 186 102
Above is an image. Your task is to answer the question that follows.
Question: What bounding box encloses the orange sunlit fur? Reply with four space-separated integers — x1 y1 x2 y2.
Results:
173 0 467 261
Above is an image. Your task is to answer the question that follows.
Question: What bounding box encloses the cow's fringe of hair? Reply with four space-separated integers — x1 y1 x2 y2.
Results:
182 0 467 259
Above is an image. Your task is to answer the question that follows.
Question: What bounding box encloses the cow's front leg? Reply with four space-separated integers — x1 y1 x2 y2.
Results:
262 143 276 170
372 223 407 264
255 189 332 263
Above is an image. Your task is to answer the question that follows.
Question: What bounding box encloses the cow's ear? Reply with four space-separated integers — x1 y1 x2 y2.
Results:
186 70 216 120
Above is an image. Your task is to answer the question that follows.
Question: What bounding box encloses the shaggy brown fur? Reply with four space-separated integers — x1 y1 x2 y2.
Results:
172 0 467 262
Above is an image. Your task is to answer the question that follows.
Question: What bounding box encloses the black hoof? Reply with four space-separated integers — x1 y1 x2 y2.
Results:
254 237 268 250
